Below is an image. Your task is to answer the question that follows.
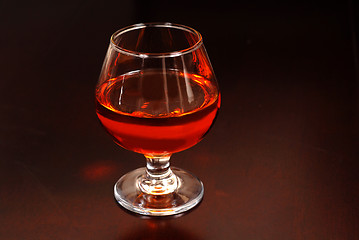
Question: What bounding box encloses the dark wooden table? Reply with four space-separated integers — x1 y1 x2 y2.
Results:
1 0 358 239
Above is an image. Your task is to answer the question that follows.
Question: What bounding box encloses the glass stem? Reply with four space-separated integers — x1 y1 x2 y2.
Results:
138 154 178 195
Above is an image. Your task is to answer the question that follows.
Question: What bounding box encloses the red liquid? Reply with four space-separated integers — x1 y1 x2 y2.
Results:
96 70 220 155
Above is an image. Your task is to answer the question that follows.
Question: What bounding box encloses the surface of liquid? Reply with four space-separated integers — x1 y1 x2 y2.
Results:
96 69 220 155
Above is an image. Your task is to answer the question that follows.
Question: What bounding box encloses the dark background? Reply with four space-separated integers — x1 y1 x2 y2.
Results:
1 0 358 239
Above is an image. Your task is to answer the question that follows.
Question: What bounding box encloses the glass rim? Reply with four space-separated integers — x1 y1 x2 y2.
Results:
110 22 203 58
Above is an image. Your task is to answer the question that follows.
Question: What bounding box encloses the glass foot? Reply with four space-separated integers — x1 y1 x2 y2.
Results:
114 167 204 216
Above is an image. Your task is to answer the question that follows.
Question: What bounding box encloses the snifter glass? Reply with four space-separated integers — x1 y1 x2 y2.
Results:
95 23 220 216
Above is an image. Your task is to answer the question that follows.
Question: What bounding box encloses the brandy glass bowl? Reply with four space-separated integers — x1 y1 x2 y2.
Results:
95 23 220 216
